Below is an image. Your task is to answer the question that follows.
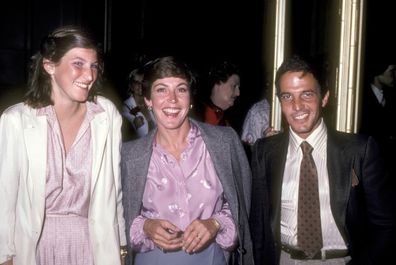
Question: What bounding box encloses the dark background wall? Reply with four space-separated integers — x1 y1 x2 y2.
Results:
1 0 395 133
0 0 105 112
0 0 265 132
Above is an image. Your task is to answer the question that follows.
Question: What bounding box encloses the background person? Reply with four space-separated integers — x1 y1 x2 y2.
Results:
195 60 241 128
241 97 271 146
121 66 156 141
360 61 396 179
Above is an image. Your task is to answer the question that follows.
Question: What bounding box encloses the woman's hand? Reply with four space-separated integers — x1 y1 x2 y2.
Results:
143 219 183 252
182 218 220 254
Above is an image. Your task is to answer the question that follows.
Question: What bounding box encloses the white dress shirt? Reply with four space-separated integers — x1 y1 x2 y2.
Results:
371 84 386 106
280 119 347 251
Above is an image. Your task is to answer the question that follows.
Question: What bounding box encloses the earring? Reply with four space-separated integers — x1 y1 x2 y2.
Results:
189 104 193 110
147 105 152 111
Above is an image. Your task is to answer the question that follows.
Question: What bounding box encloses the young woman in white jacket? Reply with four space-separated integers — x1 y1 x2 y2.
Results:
0 25 126 265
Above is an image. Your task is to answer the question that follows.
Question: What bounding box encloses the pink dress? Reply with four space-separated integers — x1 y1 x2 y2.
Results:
36 103 103 265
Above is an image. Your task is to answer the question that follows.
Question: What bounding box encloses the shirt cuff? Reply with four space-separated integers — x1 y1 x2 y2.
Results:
212 212 238 250
130 216 155 252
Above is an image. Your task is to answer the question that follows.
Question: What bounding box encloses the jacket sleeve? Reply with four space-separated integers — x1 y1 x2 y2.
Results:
110 103 127 246
229 128 256 264
0 110 21 263
249 140 276 265
230 129 252 215
358 136 396 263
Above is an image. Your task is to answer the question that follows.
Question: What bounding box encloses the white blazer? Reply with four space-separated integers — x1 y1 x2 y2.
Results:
0 96 127 265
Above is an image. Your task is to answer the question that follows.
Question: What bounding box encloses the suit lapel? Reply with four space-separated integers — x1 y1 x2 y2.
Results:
90 112 109 194
23 111 47 231
269 135 289 237
327 131 350 227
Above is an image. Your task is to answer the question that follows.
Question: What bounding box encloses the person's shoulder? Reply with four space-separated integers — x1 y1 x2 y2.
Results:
122 136 143 149
244 99 271 121
192 120 245 146
193 119 237 137
0 103 37 132
96 95 117 108
329 129 370 145
95 96 120 115
328 129 377 155
122 132 154 155
250 98 270 110
1 102 31 117
257 98 271 106
254 132 285 149
121 138 142 159
122 139 137 153
251 133 286 163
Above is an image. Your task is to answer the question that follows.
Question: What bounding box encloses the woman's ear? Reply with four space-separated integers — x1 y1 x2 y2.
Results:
43 59 55 75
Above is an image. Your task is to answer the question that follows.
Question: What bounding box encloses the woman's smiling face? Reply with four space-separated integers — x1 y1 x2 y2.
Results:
145 76 191 131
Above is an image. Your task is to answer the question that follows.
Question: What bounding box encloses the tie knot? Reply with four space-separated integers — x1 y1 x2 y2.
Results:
301 141 313 155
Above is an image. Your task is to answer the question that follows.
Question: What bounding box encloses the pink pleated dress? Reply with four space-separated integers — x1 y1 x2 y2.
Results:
36 103 102 265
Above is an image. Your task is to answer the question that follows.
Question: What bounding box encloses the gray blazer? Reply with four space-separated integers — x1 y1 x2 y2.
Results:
121 119 254 265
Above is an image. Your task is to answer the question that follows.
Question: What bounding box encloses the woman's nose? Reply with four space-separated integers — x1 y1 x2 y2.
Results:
168 91 177 103
83 67 95 82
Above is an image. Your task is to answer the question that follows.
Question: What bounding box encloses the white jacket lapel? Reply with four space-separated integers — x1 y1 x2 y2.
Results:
23 112 47 230
90 112 109 194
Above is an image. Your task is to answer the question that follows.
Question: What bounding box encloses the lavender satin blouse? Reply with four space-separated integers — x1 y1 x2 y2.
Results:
130 123 237 252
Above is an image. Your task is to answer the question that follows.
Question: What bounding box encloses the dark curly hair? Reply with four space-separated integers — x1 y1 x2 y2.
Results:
208 60 240 89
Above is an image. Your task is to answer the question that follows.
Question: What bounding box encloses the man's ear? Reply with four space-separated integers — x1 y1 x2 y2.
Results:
43 59 55 75
321 90 330 107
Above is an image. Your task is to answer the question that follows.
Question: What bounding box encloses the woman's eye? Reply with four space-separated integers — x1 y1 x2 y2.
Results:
91 63 99 70
156 87 166 93
178 87 188 93
73 61 84 67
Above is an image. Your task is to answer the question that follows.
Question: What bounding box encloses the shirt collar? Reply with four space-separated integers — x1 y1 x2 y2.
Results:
36 101 104 125
288 118 327 156
153 120 200 160
371 84 385 105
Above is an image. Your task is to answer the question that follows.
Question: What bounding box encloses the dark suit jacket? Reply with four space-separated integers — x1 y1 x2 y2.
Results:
360 85 396 147
360 85 396 180
121 119 254 265
250 128 396 265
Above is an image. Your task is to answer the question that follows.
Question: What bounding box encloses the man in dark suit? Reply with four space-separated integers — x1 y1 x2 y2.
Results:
360 62 396 181
250 55 395 265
